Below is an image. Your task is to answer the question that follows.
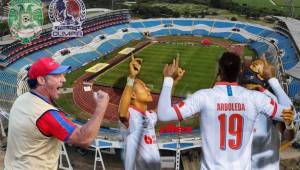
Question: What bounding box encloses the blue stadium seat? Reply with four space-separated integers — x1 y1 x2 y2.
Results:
123 32 143 41
151 29 170 37
64 39 86 47
250 41 269 56
161 19 172 25
173 20 193 26
111 24 128 31
194 20 214 27
244 25 265 35
281 48 298 70
229 33 248 43
259 30 274 37
26 50 52 61
101 27 118 35
234 23 247 29
47 44 68 54
169 29 191 36
192 29 209 36
8 59 32 72
87 30 104 38
214 21 235 28
108 39 126 47
129 22 144 28
80 35 93 44
288 79 300 97
142 20 161 27
210 32 231 38
96 41 115 53
72 52 99 64
61 57 83 70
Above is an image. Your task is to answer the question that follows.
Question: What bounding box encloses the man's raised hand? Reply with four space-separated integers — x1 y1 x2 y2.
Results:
281 107 295 125
261 56 276 80
93 90 110 114
163 56 179 78
129 55 142 79
174 67 185 82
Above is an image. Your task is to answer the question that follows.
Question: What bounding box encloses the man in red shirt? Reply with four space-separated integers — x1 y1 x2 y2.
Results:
4 57 109 170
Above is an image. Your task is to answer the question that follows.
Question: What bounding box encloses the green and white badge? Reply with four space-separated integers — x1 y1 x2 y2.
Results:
8 0 44 44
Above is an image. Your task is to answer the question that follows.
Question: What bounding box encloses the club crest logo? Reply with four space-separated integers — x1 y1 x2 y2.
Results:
48 0 86 37
8 0 43 44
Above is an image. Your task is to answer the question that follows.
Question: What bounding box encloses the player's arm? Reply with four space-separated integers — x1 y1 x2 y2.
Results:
153 66 185 113
67 91 109 148
158 57 201 121
36 90 109 148
262 57 296 132
262 58 292 107
254 92 294 127
118 56 142 125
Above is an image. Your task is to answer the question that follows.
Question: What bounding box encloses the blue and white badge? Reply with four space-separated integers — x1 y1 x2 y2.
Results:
48 0 86 37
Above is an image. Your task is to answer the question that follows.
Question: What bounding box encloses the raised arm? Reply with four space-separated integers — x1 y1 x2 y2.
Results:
67 90 109 148
262 57 292 107
261 57 295 131
118 56 142 126
158 57 203 121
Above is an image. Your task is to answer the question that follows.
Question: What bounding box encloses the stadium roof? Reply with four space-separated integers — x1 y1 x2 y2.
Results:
274 17 300 52
274 16 300 80
286 63 300 80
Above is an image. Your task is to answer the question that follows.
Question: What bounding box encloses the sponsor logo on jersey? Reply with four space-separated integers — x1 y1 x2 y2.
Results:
159 123 192 134
144 135 156 144
48 0 86 37
8 0 43 44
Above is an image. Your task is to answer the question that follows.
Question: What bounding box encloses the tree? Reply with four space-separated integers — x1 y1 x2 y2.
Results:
0 22 9 36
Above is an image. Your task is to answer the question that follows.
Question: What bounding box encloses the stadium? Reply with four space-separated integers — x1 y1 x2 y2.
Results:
0 1 300 169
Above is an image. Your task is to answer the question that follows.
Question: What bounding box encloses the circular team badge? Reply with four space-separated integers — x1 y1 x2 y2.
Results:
8 0 43 44
48 0 86 37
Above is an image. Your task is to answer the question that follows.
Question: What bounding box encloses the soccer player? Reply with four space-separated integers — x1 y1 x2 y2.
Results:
118 56 185 170
240 57 295 170
157 52 294 170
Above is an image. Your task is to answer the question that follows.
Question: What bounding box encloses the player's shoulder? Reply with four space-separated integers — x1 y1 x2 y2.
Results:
192 88 213 97
239 86 268 99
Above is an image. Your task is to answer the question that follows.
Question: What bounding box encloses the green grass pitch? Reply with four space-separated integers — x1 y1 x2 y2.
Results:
95 43 225 97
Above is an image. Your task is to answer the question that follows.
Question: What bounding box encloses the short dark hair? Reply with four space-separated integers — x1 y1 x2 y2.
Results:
218 52 241 82
27 79 38 89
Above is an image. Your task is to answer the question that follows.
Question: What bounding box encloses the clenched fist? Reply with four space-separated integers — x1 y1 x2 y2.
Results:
281 107 295 126
93 90 110 113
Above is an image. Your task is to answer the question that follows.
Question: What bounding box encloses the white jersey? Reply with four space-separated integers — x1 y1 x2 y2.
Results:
124 106 160 170
251 78 293 170
251 90 280 170
158 78 287 170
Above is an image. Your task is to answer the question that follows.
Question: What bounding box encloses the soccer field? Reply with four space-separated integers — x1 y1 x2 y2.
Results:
95 43 225 97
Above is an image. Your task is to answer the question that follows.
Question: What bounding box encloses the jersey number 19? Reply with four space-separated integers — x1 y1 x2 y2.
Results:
218 113 243 150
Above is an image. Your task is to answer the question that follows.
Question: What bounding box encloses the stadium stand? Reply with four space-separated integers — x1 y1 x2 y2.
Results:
143 20 162 27
173 19 193 26
1 17 300 120
289 79 300 97
0 10 130 68
72 52 99 64
1 15 300 169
